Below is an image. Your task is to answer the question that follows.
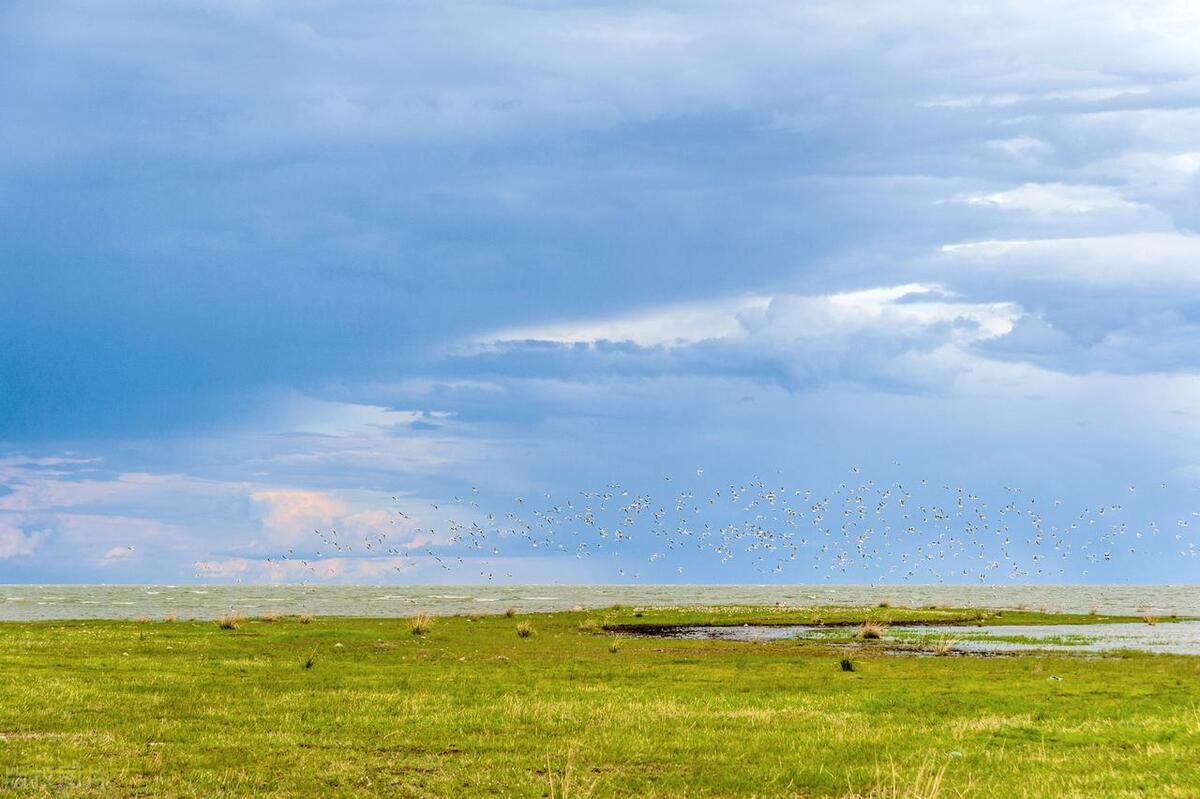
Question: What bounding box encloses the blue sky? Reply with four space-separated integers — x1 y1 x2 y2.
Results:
3 1 1200 583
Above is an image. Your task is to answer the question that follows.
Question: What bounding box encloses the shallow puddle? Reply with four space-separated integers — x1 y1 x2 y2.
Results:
653 621 1200 655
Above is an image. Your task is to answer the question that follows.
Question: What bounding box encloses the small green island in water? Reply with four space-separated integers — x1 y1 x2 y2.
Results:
2 603 1196 797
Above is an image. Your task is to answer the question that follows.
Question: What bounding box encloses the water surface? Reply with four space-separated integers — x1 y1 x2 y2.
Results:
1 584 1197 621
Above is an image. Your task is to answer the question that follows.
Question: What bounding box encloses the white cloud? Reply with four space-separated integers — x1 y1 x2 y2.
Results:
0 523 44 559
953 183 1140 215
939 232 1200 287
101 545 134 561
475 283 1024 393
483 283 1018 351
986 136 1052 162
484 294 771 348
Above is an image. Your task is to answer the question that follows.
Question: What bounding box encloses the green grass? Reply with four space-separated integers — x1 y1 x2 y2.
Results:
897 631 1102 648
0 606 1197 797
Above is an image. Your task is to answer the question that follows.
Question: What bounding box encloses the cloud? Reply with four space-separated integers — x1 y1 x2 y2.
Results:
0 522 44 559
251 489 344 543
483 295 772 349
7 1 1200 583
101 545 134 561
474 283 1022 391
953 183 1141 216
939 232 1200 288
251 488 418 547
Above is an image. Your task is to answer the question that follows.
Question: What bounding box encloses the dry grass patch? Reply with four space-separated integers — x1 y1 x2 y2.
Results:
162 613 177 623
258 612 281 622
846 758 952 799
516 621 534 638
297 613 313 624
410 613 434 635
929 637 960 657
857 621 888 641
545 748 599 799
215 612 244 630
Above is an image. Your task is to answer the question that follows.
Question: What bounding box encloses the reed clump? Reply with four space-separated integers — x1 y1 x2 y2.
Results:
857 621 887 640
930 637 960 657
410 613 434 635
516 621 534 638
297 613 313 624
215 612 244 630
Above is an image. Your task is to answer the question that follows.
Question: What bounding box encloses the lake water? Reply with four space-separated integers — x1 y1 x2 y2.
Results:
1 584 1197 621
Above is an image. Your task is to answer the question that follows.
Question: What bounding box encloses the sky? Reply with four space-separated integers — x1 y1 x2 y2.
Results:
3 0 1200 584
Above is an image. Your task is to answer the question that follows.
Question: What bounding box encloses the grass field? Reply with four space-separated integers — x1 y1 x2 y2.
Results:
0 605 1197 797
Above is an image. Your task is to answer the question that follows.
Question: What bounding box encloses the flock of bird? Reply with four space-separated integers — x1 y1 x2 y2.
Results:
275 468 1200 582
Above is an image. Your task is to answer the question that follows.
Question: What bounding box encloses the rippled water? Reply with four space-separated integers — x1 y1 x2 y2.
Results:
0 584 1197 621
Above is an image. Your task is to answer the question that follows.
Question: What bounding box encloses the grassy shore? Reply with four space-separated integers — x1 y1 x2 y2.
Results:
0 606 1196 797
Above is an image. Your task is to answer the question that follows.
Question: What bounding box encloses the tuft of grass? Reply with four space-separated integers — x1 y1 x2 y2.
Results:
215 612 244 631
505 607 518 618
930 637 960 657
608 641 619 654
134 615 149 624
545 748 599 799
162 613 177 623
577 618 601 634
1143 615 1159 626
410 613 434 636
857 621 888 641
847 757 949 799
840 657 856 672
1089 604 1101 615
297 613 313 625
303 647 318 670
516 621 534 638
811 615 823 626
258 612 281 623
467 613 485 622
877 599 892 608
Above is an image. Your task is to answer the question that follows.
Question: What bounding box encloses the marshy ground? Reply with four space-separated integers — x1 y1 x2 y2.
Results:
0 605 1197 797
